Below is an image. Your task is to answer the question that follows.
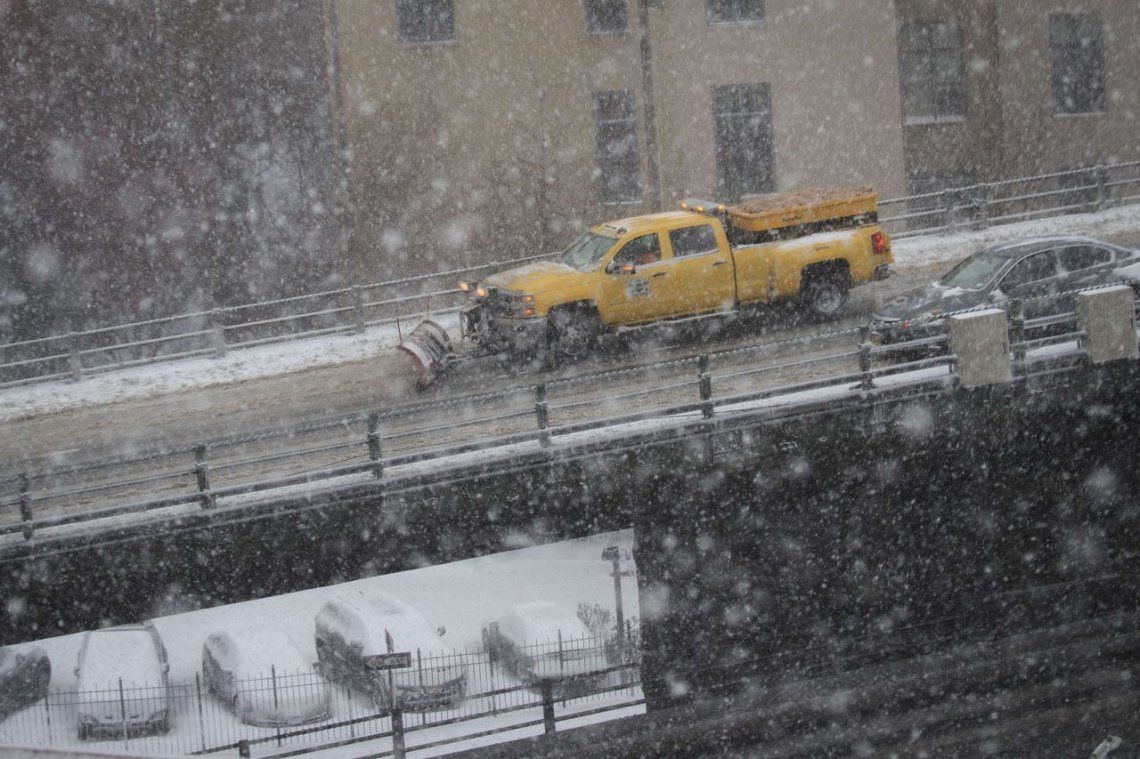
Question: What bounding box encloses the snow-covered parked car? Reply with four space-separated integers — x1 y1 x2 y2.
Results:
483 601 607 697
75 623 170 739
202 627 331 727
315 590 467 711
0 645 51 721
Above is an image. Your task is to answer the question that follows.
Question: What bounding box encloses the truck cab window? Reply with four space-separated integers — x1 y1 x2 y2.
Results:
613 234 662 267
669 225 719 258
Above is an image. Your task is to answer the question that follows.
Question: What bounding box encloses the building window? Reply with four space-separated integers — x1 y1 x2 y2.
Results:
1050 13 1105 115
898 21 965 123
706 0 764 25
712 83 775 200
396 0 455 44
593 91 642 203
584 0 629 35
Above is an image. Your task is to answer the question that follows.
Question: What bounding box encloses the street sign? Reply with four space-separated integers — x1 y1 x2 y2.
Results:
363 652 412 670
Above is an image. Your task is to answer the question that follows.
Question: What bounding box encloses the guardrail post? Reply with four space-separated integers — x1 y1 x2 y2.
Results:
974 184 990 229
541 679 556 733
68 332 83 382
535 384 550 447
698 355 713 419
352 285 366 334
942 190 957 234
194 444 215 509
392 707 406 759
210 308 227 359
19 473 33 541
1009 299 1027 369
367 412 384 478
859 326 875 390
1095 165 1109 211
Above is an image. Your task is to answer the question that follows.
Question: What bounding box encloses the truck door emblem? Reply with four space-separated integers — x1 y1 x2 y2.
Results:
626 277 650 299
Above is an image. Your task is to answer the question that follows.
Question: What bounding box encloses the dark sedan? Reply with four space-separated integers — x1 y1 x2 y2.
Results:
870 236 1140 347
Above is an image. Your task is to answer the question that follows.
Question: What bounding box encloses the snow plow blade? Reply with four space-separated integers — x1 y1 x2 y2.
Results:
397 319 454 389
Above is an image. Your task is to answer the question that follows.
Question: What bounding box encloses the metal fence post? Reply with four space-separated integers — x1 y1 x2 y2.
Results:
238 739 251 758
194 444 215 509
194 674 207 753
859 326 874 390
367 412 384 479
535 384 550 447
1009 299 1026 369
352 285 366 334
68 332 83 382
392 707 406 759
942 190 957 233
698 355 713 419
541 679 556 733
211 308 227 359
19 473 34 541
974 184 990 229
1095 165 1109 211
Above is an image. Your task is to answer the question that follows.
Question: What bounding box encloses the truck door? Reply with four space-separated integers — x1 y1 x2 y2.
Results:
599 232 677 325
658 222 736 317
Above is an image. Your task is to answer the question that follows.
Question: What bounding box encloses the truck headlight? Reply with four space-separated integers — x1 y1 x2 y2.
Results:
476 286 488 298
458 280 471 293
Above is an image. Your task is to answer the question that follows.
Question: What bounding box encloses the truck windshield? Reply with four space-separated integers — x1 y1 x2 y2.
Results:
556 232 617 270
940 250 1009 290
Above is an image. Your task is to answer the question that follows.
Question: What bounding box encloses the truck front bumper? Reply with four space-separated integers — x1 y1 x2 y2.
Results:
873 263 892 281
461 303 547 355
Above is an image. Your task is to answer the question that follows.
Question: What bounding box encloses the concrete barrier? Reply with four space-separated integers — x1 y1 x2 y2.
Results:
948 308 1011 388
1077 285 1139 363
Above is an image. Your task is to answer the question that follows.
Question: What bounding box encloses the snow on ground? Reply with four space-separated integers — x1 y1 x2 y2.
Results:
19 528 637 685
1 530 641 757
1 203 1138 422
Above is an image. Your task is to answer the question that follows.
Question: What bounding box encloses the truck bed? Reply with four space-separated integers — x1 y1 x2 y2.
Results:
727 186 878 233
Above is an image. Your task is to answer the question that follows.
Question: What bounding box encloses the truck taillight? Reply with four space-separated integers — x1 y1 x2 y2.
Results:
871 231 887 255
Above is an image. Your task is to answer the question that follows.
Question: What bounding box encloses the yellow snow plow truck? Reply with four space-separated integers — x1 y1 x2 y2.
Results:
399 186 892 384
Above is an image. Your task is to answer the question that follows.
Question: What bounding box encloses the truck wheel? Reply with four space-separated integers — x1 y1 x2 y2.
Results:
548 307 600 363
802 269 849 320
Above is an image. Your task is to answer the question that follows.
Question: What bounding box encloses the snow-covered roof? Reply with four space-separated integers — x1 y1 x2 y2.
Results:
205 627 311 678
316 589 452 657
77 627 165 690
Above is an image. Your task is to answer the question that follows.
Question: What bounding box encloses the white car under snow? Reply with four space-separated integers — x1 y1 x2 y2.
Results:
202 626 331 727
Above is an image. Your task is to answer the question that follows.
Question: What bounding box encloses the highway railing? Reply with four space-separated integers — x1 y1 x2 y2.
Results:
2 162 1138 389
4 285 1134 546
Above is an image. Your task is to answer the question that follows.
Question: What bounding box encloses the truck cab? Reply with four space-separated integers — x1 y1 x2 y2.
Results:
460 186 892 361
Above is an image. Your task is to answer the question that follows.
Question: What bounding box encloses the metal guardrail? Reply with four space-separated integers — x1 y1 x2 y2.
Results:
5 284 1134 547
1 162 1138 389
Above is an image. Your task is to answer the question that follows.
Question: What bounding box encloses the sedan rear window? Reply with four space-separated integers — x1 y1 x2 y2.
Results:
940 251 1009 290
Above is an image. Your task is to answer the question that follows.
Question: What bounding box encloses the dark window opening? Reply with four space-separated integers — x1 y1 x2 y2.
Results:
706 0 764 25
669 225 719 258
712 83 775 201
396 0 455 44
593 90 642 203
1050 13 1105 114
585 0 629 35
898 21 966 121
613 234 662 266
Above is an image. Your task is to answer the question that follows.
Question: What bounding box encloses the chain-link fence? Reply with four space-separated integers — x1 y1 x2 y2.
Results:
0 630 642 757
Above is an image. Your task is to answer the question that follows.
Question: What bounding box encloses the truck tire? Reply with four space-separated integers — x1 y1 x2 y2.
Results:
801 266 850 320
547 306 600 363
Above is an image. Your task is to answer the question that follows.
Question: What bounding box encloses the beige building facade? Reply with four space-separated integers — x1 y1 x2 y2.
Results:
327 0 1138 283
895 0 1140 193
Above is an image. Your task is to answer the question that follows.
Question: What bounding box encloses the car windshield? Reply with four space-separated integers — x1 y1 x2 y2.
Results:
556 232 618 270
939 250 1010 290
